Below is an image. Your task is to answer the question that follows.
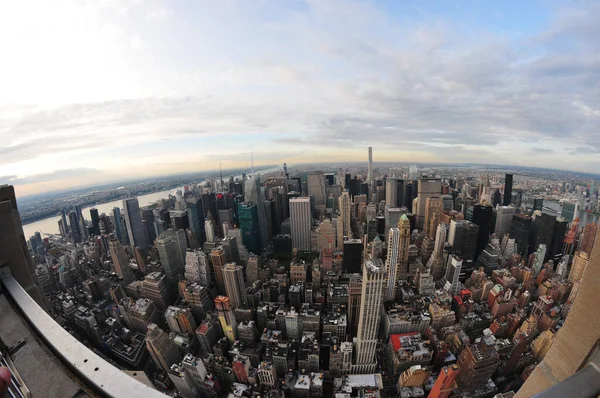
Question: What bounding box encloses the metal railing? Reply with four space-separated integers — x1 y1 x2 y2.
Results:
1 275 167 398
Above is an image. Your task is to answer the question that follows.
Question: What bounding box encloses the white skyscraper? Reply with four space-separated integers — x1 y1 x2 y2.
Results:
353 258 387 374
339 191 352 237
308 172 327 213
290 197 312 252
222 263 247 308
444 255 462 296
385 227 400 300
205 219 215 243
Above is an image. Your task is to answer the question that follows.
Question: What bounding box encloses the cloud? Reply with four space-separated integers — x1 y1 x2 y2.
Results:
0 168 98 185
2 0 600 190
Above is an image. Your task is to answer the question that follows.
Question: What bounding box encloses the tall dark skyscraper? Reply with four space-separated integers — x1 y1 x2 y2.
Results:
343 239 363 274
69 211 81 243
61 208 70 235
472 203 493 259
112 207 124 243
186 197 206 246
90 208 100 236
503 174 513 206
122 197 150 250
510 213 532 256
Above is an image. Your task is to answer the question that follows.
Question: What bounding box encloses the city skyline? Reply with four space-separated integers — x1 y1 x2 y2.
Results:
2 0 600 196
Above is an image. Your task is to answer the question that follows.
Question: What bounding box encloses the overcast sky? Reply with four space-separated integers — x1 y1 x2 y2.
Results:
1 0 599 196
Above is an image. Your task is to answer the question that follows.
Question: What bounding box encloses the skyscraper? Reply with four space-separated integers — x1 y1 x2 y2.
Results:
222 263 247 308
238 202 261 254
289 197 312 252
109 235 136 285
245 174 269 249
146 323 182 372
353 259 386 374
90 208 100 236
339 191 352 237
386 178 398 207
367 146 373 186
155 229 187 284
510 213 532 256
416 178 442 230
424 196 443 238
444 255 462 295
428 223 448 281
69 211 81 244
386 227 400 300
112 207 125 244
123 198 150 250
503 174 513 206
186 197 206 246
308 172 327 213
494 206 515 241
472 203 493 259
210 247 227 295
60 207 70 236
396 214 411 280
455 337 499 391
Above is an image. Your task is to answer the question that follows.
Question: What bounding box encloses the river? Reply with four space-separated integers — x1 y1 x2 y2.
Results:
22 167 282 238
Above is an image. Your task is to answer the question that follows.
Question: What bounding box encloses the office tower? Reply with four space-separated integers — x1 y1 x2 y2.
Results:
343 239 363 274
416 178 442 230
568 251 590 282
404 182 414 211
165 306 198 334
89 208 100 235
210 247 227 295
108 235 136 285
223 263 247 308
386 178 397 207
238 202 261 254
428 364 459 398
69 211 81 244
443 255 462 295
385 206 404 241
428 223 448 281
579 222 597 255
339 191 352 237
448 220 479 262
561 201 577 221
79 213 89 241
308 172 327 212
123 198 150 250
289 197 312 252
0 185 48 309
510 213 532 256
156 228 187 278
424 196 443 238
186 197 206 246
472 203 493 259
60 207 70 235
185 250 211 286
494 206 515 241
503 174 513 206
533 197 544 212
146 323 183 372
179 281 214 322
244 174 269 249
112 207 125 243
532 244 547 275
386 227 400 300
353 259 386 374
316 219 336 250
246 255 259 282
140 208 156 244
205 219 216 243
396 214 411 280
215 296 237 343
140 272 171 310
455 336 500 391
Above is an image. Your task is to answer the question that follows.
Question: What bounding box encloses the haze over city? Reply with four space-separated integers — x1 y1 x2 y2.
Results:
2 0 600 196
